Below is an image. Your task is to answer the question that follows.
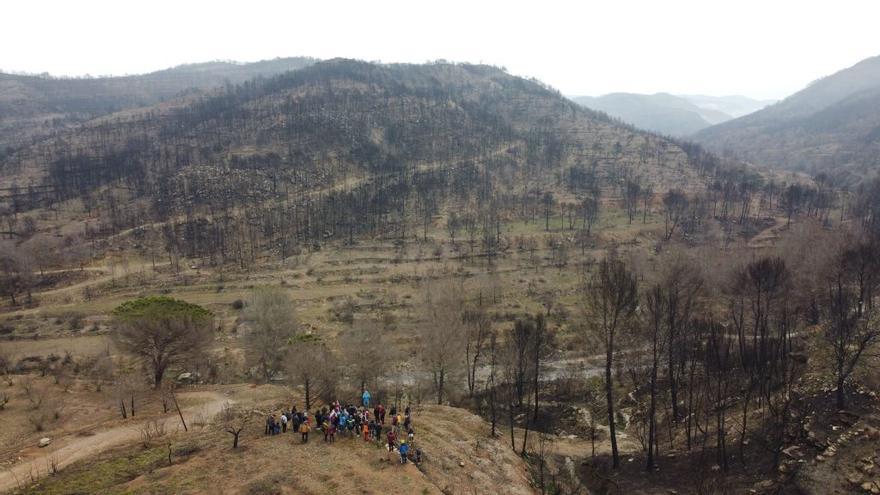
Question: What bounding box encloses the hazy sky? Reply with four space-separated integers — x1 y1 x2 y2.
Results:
3 0 879 100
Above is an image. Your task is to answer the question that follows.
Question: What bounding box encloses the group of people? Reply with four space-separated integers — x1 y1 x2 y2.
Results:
264 390 421 465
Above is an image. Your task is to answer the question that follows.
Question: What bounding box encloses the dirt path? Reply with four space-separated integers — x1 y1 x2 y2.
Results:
0 391 230 494
747 217 786 249
35 261 169 300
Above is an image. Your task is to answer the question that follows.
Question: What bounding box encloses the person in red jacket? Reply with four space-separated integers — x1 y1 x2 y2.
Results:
386 429 397 452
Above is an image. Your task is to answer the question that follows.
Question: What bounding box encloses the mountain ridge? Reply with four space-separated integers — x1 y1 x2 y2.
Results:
571 92 772 137
694 54 880 184
0 56 319 154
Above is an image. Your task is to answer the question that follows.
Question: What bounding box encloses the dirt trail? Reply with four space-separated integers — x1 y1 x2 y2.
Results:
35 261 168 299
0 391 230 494
747 217 786 249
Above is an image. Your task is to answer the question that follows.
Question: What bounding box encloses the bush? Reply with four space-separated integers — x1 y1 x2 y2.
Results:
139 419 167 448
231 299 244 310
329 297 356 324
28 408 52 431
173 441 201 457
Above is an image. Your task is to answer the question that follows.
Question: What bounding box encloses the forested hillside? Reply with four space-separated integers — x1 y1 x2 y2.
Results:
695 55 880 185
1 59 720 266
0 57 317 153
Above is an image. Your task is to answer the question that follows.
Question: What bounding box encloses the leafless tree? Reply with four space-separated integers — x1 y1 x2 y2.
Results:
341 318 390 394
663 189 689 241
218 402 254 448
643 283 667 471
243 288 298 382
286 341 337 411
114 372 143 419
583 257 638 469
419 280 465 404
824 242 880 409
0 242 35 305
84 352 114 392
463 308 491 397
661 258 703 423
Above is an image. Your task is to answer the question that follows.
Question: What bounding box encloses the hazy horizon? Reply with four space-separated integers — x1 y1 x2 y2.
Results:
3 0 879 100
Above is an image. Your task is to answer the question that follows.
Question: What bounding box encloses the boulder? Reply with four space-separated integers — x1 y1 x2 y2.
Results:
38 437 51 448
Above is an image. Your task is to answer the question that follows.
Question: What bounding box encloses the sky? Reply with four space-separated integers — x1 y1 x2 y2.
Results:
2 0 879 100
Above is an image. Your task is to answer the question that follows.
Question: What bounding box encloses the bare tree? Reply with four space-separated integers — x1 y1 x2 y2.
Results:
663 189 689 241
824 243 880 409
0 242 35 306
624 179 642 224
286 341 337 411
643 284 667 471
24 234 59 276
21 378 64 431
446 211 461 246
485 330 499 437
243 288 298 382
114 372 143 419
84 351 114 392
463 308 491 397
583 257 638 469
661 258 703 423
342 318 390 394
729 256 791 459
218 402 254 448
420 280 464 404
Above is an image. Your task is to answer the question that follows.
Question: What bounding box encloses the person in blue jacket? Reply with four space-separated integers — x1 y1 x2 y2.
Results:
339 411 349 434
362 389 371 407
399 440 409 464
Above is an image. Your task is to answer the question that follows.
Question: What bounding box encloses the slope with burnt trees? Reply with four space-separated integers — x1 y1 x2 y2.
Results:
0 56 318 154
2 58 720 265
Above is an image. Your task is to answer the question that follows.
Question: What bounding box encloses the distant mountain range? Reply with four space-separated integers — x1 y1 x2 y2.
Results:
694 55 880 185
570 93 774 137
0 57 318 154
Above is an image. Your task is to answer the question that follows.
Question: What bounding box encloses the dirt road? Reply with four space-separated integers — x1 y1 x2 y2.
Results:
0 391 230 494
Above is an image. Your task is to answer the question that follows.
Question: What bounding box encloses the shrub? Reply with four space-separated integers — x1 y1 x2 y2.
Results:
329 297 356 324
139 420 167 448
173 441 201 457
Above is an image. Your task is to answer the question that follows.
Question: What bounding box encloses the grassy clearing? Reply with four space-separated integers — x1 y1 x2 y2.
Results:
12 440 200 495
